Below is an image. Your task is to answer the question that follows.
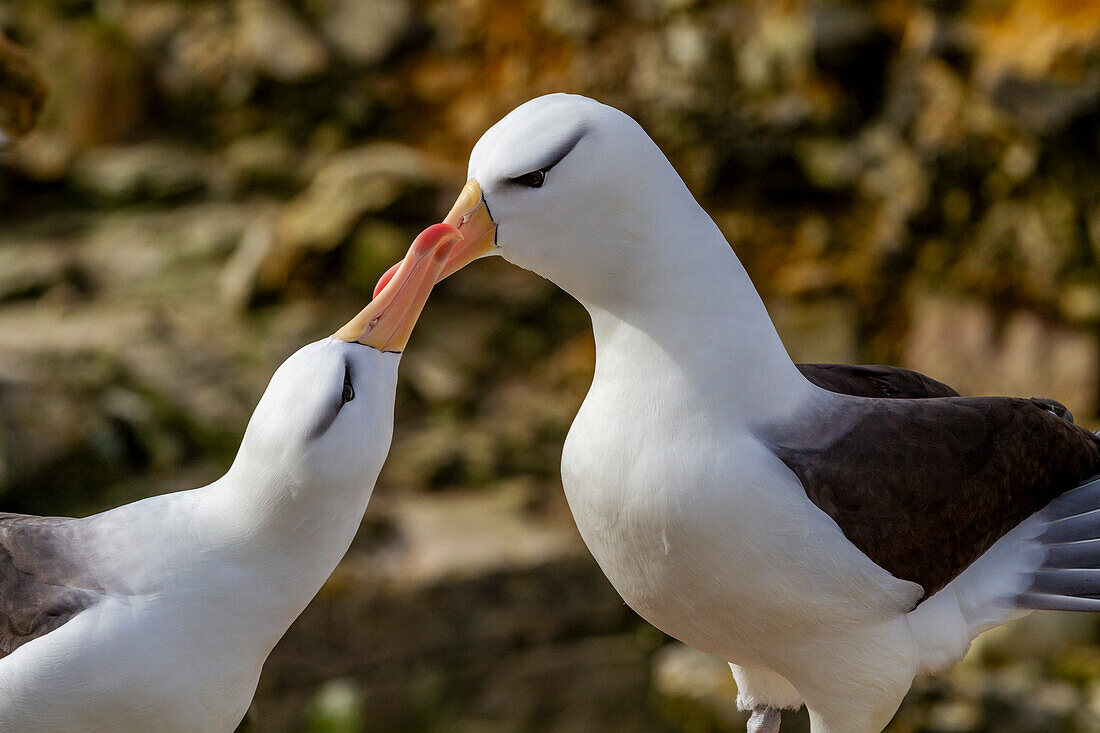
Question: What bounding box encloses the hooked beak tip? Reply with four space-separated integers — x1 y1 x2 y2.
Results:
333 223 460 350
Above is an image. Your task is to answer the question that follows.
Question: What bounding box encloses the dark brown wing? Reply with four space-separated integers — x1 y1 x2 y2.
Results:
0 514 100 659
799 363 1079 423
798 363 959 399
766 396 1100 602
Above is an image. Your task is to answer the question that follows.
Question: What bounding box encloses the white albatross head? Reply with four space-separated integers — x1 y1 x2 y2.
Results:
434 93 716 312
407 94 809 414
230 223 459 496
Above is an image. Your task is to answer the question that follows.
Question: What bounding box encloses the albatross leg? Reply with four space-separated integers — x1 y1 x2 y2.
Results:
748 706 781 733
730 664 797 732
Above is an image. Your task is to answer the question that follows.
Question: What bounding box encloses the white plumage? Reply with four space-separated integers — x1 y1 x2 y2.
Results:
427 93 1100 733
0 224 459 731
0 341 395 731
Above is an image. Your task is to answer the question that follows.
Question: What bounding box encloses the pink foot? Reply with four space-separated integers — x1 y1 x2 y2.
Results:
748 706 780 733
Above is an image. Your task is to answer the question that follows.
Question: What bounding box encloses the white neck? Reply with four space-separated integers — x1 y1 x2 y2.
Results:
195 455 379 647
580 205 814 424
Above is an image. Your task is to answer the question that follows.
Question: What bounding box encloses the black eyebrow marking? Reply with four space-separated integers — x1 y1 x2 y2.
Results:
528 126 587 173
306 360 350 440
343 360 352 388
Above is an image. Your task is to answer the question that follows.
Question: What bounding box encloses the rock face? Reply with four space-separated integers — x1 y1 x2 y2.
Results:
70 143 209 203
905 295 1100 408
235 0 329 82
3 1 1100 730
309 0 413 66
0 33 47 141
251 489 661 732
257 143 460 295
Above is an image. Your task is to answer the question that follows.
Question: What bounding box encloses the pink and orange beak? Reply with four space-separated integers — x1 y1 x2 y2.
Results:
348 180 497 351
334 223 461 352
370 180 498 297
436 179 498 281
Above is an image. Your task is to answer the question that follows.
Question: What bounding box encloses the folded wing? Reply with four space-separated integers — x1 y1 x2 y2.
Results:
798 363 959 399
764 396 1100 603
0 514 101 659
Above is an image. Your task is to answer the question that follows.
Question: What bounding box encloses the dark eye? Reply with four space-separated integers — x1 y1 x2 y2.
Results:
342 366 355 404
512 169 546 188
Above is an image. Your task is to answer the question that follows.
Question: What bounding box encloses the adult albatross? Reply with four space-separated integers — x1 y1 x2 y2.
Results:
409 94 1100 732
0 224 458 732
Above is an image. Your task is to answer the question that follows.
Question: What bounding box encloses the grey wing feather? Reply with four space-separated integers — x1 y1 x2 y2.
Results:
1016 593 1100 612
0 513 101 659
1018 475 1100 611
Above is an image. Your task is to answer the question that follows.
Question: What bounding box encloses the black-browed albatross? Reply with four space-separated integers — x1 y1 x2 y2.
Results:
389 94 1100 733
0 223 459 732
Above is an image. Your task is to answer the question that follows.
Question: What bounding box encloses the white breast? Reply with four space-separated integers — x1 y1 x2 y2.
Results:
561 366 920 671
0 593 263 732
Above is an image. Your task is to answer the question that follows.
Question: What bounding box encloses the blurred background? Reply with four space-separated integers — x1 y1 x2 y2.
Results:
2 0 1100 730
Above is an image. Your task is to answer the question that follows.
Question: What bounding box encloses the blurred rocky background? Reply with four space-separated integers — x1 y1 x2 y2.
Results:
2 0 1100 730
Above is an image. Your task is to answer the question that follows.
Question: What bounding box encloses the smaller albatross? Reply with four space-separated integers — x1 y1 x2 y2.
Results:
0 223 459 732
385 93 1100 733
